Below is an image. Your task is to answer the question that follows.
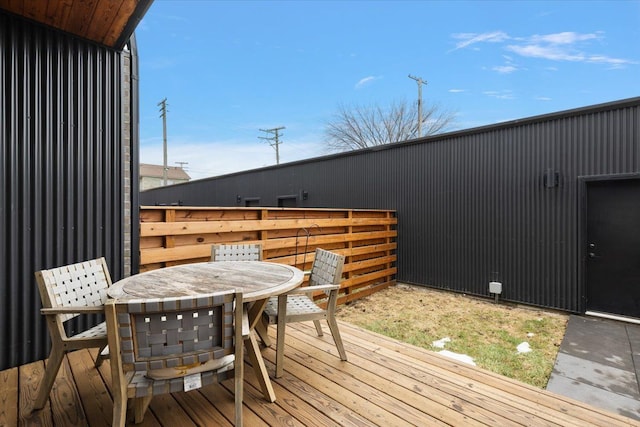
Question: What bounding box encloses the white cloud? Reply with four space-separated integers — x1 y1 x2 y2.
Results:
355 76 381 89
451 31 509 50
530 31 601 45
452 30 635 69
483 90 515 100
448 88 465 93
535 96 552 101
506 44 585 61
492 65 518 74
508 31 635 68
507 44 635 68
587 55 634 69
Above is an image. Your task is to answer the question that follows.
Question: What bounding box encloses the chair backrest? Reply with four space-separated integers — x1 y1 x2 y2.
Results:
35 257 112 322
308 249 345 287
109 290 242 375
211 243 262 262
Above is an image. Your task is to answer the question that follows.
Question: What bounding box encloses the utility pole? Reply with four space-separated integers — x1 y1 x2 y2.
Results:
258 126 285 165
408 74 427 138
158 98 169 185
175 161 189 170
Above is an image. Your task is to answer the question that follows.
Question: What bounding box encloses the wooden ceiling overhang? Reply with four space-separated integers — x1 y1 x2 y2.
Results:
0 0 154 51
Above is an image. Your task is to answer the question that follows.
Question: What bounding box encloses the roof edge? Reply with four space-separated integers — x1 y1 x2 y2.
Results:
144 96 640 189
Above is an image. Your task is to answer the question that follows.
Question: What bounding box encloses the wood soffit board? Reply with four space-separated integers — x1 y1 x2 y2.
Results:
0 0 153 50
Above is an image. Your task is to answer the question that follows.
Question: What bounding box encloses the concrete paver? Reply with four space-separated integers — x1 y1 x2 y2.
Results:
547 315 640 421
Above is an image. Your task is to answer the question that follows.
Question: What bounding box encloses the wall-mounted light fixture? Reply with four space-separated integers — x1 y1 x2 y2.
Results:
236 195 242 204
301 190 309 200
543 169 559 188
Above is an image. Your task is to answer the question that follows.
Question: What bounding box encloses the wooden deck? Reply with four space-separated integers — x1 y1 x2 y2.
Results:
2 321 638 427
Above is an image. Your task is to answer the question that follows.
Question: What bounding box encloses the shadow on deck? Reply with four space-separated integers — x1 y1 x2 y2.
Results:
2 321 638 426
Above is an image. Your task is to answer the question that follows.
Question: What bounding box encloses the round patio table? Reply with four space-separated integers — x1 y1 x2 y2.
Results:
108 261 305 402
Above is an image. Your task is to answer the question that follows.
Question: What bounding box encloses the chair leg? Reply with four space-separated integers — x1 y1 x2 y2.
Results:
95 344 108 367
33 345 65 410
313 320 323 336
134 396 153 424
235 360 243 427
326 317 348 361
275 295 287 378
111 392 128 427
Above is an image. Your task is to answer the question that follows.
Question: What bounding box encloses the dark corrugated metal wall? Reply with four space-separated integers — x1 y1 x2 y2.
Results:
141 99 639 314
1 13 126 370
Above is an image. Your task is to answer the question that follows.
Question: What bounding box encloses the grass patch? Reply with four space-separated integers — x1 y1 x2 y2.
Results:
335 284 568 388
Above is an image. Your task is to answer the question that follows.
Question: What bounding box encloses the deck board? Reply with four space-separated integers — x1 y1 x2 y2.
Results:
51 357 86 426
0 367 18 427
4 320 639 427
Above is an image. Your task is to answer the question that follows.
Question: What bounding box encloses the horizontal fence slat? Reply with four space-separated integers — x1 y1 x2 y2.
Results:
138 207 397 305
140 217 397 237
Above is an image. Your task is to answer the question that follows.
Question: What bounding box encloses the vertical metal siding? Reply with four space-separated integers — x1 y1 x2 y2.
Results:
1 13 127 370
141 100 640 314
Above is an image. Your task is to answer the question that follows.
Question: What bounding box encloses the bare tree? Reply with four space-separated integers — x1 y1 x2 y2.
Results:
325 99 455 152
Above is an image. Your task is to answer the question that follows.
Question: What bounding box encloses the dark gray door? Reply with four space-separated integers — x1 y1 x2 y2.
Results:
585 179 640 317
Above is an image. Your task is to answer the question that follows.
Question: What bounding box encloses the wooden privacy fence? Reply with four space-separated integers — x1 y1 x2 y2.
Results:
139 206 397 305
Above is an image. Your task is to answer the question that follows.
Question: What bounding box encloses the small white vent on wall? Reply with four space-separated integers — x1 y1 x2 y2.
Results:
489 281 502 294
489 281 502 303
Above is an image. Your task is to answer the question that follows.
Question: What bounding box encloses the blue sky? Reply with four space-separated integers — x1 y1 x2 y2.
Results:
136 1 640 180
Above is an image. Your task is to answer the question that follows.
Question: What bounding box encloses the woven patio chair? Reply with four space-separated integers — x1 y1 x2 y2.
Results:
262 248 347 378
106 290 245 426
33 257 112 410
211 243 262 261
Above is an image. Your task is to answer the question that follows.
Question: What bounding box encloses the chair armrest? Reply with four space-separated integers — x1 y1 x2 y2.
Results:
41 306 105 315
286 284 339 295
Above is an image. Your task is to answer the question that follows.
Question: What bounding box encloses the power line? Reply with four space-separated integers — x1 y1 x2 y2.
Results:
258 126 285 165
408 74 427 138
